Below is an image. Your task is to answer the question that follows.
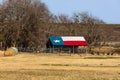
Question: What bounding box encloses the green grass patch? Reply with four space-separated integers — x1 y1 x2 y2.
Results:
84 57 120 59
41 64 71 66
40 64 120 67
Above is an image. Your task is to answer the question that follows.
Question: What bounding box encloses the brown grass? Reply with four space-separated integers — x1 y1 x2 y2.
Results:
0 53 120 80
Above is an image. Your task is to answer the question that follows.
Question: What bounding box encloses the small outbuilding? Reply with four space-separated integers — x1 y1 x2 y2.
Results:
46 36 88 53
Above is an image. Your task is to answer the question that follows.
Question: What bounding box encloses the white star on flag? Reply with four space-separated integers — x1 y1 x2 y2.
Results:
54 40 60 43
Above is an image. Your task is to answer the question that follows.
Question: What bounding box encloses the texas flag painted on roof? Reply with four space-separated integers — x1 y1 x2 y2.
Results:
50 36 88 46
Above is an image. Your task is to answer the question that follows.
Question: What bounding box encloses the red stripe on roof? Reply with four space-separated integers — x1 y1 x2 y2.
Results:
64 41 88 46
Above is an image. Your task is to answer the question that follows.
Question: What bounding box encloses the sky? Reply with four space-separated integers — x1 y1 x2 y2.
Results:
40 0 120 24
0 0 120 24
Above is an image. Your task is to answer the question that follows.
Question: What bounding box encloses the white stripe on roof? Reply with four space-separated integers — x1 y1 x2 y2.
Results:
61 36 85 41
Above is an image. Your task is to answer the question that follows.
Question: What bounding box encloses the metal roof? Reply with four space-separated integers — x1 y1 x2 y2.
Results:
50 36 88 46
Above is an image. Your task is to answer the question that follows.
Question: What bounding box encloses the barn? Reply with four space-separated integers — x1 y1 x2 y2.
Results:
46 36 88 53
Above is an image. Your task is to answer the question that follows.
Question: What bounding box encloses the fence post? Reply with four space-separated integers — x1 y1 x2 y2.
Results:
73 46 74 54
53 46 54 53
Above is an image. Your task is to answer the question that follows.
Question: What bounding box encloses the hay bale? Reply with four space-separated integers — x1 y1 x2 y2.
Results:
0 50 4 57
4 47 18 56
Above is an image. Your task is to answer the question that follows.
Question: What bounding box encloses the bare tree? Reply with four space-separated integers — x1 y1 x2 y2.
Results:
72 13 84 36
78 12 105 45
79 12 105 54
0 0 50 49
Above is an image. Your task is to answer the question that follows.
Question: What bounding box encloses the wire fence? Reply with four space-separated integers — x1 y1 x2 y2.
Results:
18 47 88 54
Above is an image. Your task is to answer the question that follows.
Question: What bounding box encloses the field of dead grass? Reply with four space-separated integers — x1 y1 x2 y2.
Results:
0 53 120 80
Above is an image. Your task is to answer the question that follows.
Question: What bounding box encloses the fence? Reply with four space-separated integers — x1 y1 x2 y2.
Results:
18 47 87 54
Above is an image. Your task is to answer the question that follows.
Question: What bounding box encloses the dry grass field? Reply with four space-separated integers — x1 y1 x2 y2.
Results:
0 52 120 80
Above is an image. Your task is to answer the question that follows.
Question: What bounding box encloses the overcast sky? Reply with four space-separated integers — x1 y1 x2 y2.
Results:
41 0 120 24
0 0 120 24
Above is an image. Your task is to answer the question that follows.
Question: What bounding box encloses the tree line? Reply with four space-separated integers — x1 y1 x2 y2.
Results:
0 0 106 50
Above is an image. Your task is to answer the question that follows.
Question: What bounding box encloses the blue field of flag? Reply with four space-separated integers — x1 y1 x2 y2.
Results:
50 36 64 46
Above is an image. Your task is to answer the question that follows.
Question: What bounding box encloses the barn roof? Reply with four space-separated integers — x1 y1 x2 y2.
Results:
49 36 88 46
